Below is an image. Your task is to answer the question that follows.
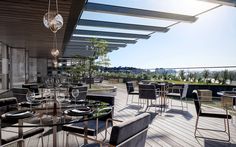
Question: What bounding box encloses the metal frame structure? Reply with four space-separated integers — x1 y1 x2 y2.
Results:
63 0 234 58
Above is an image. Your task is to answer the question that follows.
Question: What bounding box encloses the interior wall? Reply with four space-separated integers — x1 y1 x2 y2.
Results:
37 58 48 82
29 58 37 83
11 48 26 87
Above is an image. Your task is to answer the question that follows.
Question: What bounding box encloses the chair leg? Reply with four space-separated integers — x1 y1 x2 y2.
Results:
155 98 157 113
131 95 134 103
180 98 183 111
66 133 69 147
185 97 188 110
126 94 129 105
194 114 200 137
41 133 44 147
226 116 231 141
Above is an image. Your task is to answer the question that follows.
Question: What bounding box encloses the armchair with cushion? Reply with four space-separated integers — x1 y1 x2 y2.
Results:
192 90 231 141
139 84 160 112
62 107 114 147
76 113 150 147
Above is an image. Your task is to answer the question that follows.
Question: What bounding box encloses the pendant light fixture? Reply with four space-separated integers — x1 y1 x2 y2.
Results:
43 0 63 33
43 0 63 67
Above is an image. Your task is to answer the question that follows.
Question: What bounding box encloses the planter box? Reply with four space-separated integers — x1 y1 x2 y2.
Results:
109 79 119 84
174 84 236 98
88 86 117 95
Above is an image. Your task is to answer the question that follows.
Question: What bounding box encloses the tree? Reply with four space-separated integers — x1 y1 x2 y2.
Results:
221 70 229 85
188 72 194 82
68 55 88 83
192 72 198 82
212 71 220 83
70 38 110 88
179 70 185 81
228 71 236 84
88 38 109 88
202 70 210 83
162 70 168 80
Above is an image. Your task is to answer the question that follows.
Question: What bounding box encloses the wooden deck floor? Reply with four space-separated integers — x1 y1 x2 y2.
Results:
16 82 236 147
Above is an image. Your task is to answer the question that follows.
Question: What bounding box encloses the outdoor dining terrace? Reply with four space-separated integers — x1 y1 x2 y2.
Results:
2 81 233 147
1 0 236 147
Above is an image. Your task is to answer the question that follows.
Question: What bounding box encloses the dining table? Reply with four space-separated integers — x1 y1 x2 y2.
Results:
1 91 111 147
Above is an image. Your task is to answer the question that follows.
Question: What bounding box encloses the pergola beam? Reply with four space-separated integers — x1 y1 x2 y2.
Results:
65 46 119 50
198 0 236 6
67 43 125 48
85 2 197 23
67 41 126 47
63 50 95 57
78 19 169 32
74 29 150 39
71 36 137 44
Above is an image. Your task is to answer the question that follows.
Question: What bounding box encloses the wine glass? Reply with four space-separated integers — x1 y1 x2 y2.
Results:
26 92 35 111
71 88 80 108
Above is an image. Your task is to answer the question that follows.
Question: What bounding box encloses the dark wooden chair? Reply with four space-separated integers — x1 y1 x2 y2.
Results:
77 113 150 147
192 90 231 141
0 97 44 146
62 107 114 147
139 84 160 112
11 88 29 103
166 84 188 110
126 82 139 105
69 86 88 104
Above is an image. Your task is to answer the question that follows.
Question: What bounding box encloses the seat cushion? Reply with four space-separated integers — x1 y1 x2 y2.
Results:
1 123 44 145
81 143 101 147
129 91 139 95
200 113 232 119
166 93 181 97
62 120 112 136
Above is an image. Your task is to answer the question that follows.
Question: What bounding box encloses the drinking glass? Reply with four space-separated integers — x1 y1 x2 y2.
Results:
71 89 80 108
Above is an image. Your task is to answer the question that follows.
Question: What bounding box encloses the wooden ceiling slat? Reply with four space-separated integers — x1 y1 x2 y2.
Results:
0 0 81 58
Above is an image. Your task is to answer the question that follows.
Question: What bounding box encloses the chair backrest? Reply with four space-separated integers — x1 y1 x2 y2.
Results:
11 88 29 103
126 82 134 93
69 86 88 100
198 89 212 101
22 84 39 95
192 90 202 115
139 84 156 100
0 97 18 116
170 86 182 93
109 113 150 147
181 84 188 98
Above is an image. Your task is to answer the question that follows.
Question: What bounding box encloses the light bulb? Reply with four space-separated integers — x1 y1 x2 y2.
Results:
53 60 58 68
43 12 63 33
51 48 60 57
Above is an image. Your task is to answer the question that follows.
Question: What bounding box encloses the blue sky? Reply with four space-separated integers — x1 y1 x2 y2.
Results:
79 0 236 69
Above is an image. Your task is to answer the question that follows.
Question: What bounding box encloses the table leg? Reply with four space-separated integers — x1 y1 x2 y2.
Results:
84 116 88 145
53 116 57 147
144 99 149 112
18 119 24 147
